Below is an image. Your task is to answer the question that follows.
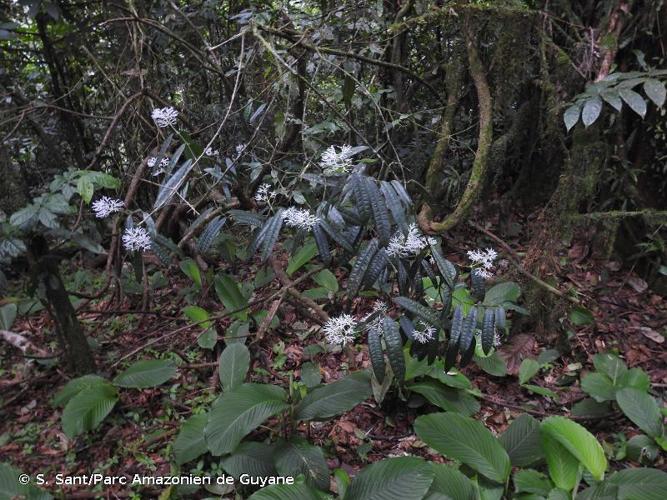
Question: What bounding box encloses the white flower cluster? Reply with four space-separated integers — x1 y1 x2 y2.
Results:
412 322 436 344
234 144 246 159
122 226 152 253
151 106 179 128
147 156 170 176
91 197 124 219
254 183 277 204
320 144 354 175
363 300 388 331
467 247 498 279
282 207 319 231
322 314 357 346
386 223 436 258
204 146 219 156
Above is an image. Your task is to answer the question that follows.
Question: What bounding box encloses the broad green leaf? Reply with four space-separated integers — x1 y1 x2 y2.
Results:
619 88 647 117
592 352 627 383
474 352 508 377
112 359 177 388
523 384 558 399
219 343 250 392
287 241 318 276
643 79 666 107
0 303 17 330
627 434 659 463
408 380 480 416
541 432 579 491
0 462 53 500
62 383 118 437
618 367 650 392
563 104 581 131
76 175 94 203
582 96 602 127
197 328 217 349
313 269 339 292
179 258 202 288
183 305 211 328
519 359 541 385
274 437 329 490
541 416 607 481
248 481 320 500
513 469 553 496
214 274 248 316
580 373 616 402
615 388 664 438
300 361 321 388
221 441 277 478
483 282 521 307
579 468 667 500
294 371 372 421
499 414 544 467
344 457 434 500
53 374 107 407
205 383 288 455
571 398 614 419
414 413 511 483
569 306 594 326
424 463 476 500
173 413 208 465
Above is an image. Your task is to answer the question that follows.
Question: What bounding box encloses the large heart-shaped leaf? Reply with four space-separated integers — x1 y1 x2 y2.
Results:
53 375 107 407
541 416 607 481
205 383 288 455
615 388 664 438
219 343 250 392
414 413 511 483
62 382 118 438
112 359 177 388
344 457 434 500
173 413 208 465
294 371 371 421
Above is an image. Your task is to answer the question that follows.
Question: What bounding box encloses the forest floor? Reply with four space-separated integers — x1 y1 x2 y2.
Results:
1 218 666 497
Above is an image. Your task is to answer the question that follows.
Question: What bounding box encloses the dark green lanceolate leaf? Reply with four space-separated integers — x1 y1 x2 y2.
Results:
260 210 285 262
350 174 372 220
197 216 226 253
494 306 506 332
247 481 320 500
363 248 388 288
368 329 386 384
347 239 379 297
541 416 607 481
221 441 277 478
481 308 495 355
344 457 434 500
408 380 480 416
619 88 647 118
471 270 486 300
563 103 581 131
582 96 603 127
219 343 250 392
431 246 458 289
459 307 478 367
173 413 208 465
644 79 666 107
380 181 407 228
319 219 354 252
392 297 441 328
615 388 664 438
112 359 177 388
499 414 544 467
414 413 511 483
154 159 194 210
214 273 248 313
362 176 391 245
229 209 266 227
62 382 118 438
205 383 288 455
425 463 476 500
312 223 331 264
445 305 464 371
382 318 405 383
294 371 372 421
274 437 329 490
180 258 202 288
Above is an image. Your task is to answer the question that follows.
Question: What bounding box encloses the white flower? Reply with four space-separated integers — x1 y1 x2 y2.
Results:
467 247 498 278
147 156 170 176
91 197 124 218
282 207 320 231
234 144 246 159
151 106 179 128
363 300 388 331
412 322 436 344
320 144 355 175
493 329 502 347
322 314 357 346
254 183 276 204
386 223 433 258
204 146 219 156
122 226 152 252
147 156 157 168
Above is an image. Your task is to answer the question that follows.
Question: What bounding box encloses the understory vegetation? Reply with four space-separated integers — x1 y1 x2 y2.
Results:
0 0 666 499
